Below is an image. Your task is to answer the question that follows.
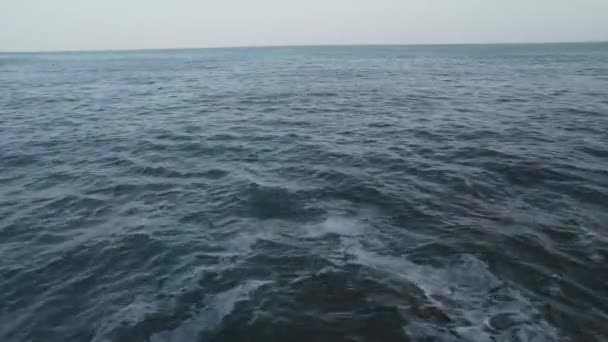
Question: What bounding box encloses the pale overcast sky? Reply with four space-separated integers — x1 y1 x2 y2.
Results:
1 0 607 51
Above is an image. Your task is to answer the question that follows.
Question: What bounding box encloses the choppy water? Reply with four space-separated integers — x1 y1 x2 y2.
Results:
1 44 608 342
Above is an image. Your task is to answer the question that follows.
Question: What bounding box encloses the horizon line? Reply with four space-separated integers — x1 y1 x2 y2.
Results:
1 40 607 54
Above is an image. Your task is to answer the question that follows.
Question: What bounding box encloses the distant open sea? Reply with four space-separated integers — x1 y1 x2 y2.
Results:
1 43 608 342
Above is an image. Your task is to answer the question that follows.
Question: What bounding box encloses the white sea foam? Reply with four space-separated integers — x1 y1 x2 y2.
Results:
150 280 271 342
346 240 561 341
92 297 162 342
92 277 270 342
304 215 365 238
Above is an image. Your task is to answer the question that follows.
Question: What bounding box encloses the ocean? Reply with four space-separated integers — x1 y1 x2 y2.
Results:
1 43 607 341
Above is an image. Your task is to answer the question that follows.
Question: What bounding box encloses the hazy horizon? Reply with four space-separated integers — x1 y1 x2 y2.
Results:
2 0 608 53
3 41 608 54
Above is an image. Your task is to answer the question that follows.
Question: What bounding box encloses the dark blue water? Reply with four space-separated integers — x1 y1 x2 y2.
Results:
1 44 608 342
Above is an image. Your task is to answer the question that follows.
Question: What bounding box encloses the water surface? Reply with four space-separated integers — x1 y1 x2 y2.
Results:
1 44 608 341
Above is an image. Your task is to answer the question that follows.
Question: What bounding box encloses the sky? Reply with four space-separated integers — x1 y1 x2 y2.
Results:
1 0 608 52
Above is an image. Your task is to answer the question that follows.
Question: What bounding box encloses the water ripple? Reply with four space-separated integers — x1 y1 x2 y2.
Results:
1 44 608 342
